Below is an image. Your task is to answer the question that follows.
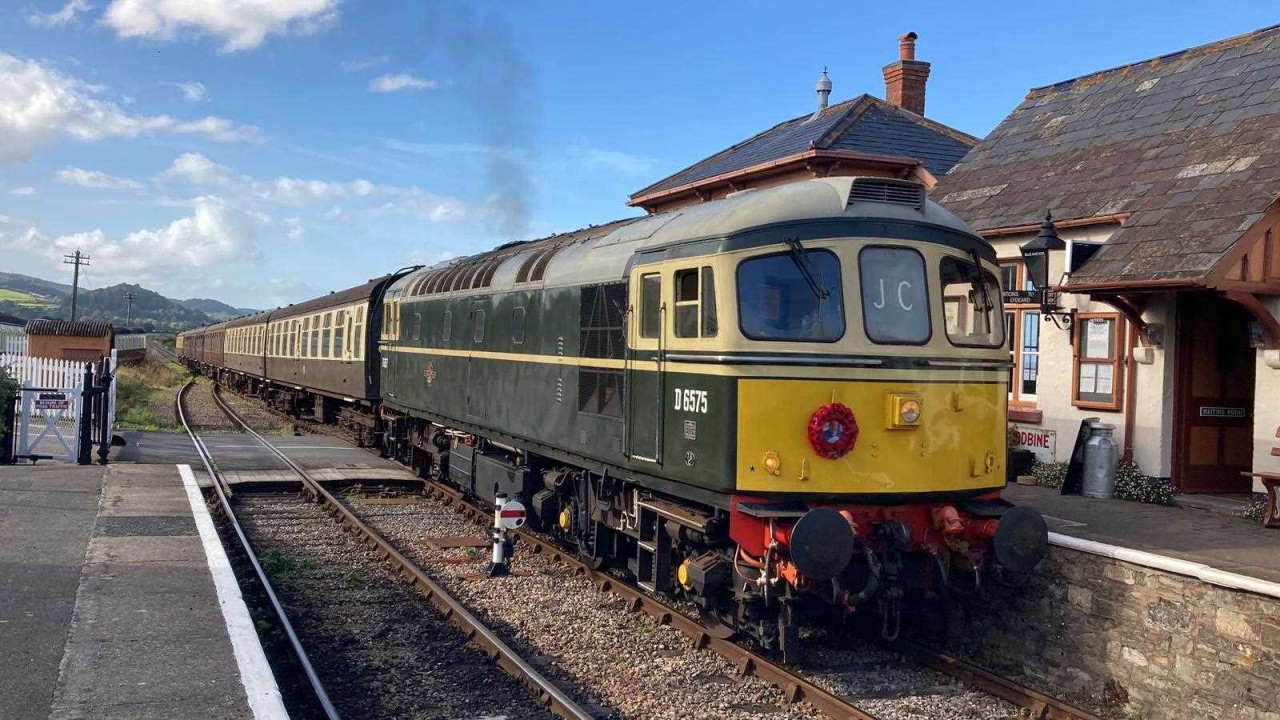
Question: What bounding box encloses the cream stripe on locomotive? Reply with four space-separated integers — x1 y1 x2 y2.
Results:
380 343 1006 382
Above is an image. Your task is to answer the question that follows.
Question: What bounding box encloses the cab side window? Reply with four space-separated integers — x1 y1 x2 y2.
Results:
640 273 661 339
673 266 718 338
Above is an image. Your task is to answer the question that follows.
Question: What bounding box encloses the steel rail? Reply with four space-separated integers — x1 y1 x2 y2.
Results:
426 480 1103 720
176 380 341 720
207 384 594 720
420 479 880 720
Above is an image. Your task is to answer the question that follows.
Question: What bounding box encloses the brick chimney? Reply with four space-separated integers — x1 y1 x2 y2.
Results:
883 31 930 116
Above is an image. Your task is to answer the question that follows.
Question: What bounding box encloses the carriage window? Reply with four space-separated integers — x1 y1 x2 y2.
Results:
321 313 332 358
859 246 930 345
333 313 346 359
512 307 526 344
640 273 661 339
352 307 364 360
737 249 843 342
940 256 1004 348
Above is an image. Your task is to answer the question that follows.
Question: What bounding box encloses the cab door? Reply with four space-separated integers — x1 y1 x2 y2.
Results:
626 269 664 464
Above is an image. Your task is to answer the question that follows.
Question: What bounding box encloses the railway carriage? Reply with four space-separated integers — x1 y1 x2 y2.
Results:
375 176 1047 658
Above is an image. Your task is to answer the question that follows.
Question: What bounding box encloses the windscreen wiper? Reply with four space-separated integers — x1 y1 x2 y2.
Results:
967 248 995 331
785 238 829 300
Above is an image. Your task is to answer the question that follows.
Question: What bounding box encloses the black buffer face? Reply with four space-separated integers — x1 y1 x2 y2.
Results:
789 507 855 580
993 505 1048 573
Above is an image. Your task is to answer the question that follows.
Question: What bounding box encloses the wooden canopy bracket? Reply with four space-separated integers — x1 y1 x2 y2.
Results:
1092 293 1150 345
1223 290 1280 349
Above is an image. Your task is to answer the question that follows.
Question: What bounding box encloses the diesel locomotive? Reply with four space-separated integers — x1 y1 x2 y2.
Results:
179 176 1047 660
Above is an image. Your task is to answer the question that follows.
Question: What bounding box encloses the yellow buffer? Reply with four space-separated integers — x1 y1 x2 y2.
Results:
735 378 1006 495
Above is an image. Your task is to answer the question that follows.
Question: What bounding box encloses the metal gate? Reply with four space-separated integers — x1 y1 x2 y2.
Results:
16 387 82 462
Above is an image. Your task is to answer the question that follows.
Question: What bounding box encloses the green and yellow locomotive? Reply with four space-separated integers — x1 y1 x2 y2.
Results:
377 176 1047 659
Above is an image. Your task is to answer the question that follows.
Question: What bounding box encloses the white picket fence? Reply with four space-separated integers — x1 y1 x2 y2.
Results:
4 336 27 356
0 353 87 390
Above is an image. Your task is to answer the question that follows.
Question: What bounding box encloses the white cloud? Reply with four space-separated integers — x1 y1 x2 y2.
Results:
369 73 436 93
9 187 37 195
27 0 91 27
379 192 471 222
170 80 207 102
5 195 263 290
57 167 143 190
103 0 338 52
284 217 303 240
0 54 262 162
160 152 233 185
341 55 388 72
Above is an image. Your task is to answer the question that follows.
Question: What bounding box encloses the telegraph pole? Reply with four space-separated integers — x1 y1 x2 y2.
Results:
63 251 90 322
125 291 136 327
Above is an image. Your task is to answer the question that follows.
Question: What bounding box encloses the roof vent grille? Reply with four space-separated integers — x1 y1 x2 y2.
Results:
848 179 924 209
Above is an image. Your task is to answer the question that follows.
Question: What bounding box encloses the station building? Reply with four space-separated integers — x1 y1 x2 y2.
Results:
24 319 114 363
935 25 1280 495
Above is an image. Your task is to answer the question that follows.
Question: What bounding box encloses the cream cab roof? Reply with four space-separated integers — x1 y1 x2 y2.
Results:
390 176 978 299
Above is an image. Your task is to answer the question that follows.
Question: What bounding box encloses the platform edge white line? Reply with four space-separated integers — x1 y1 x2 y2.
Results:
178 463 290 720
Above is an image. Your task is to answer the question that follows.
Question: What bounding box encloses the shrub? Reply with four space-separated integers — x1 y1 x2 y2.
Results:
1242 496 1268 522
1113 458 1177 506
1031 460 1067 489
0 365 17 407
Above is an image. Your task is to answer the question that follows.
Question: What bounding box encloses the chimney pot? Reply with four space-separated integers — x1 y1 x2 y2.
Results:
884 32 930 116
899 32 918 61
814 68 832 115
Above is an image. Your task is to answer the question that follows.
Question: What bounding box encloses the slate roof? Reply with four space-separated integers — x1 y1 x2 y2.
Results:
630 95 977 201
935 24 1280 286
25 319 113 337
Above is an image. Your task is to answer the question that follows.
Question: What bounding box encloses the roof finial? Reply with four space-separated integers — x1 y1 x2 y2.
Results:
812 68 832 119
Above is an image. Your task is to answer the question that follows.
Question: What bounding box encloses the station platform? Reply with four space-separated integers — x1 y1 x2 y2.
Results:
1006 483 1280 585
0 462 283 720
114 430 419 486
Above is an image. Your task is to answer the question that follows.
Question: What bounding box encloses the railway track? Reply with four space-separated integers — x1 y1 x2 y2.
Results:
192 382 593 720
209 381 1105 720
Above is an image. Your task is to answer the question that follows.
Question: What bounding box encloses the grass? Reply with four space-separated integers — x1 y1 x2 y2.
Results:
113 358 192 431
0 288 56 308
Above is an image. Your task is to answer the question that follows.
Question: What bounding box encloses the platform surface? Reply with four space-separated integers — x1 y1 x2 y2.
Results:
1006 483 1280 584
115 430 418 485
0 462 272 720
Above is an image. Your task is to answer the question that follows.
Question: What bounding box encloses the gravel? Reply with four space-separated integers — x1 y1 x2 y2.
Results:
349 496 818 720
218 386 289 433
235 492 555 720
183 379 240 431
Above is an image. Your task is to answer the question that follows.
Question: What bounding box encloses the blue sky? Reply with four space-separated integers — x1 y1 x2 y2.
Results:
1 0 1276 308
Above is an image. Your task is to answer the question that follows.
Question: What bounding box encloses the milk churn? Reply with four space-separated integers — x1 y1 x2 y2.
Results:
1081 423 1118 499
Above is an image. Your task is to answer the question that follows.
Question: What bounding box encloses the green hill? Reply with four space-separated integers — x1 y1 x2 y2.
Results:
178 297 259 321
52 284 212 331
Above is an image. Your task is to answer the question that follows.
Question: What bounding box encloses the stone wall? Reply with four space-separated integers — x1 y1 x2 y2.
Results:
933 546 1279 720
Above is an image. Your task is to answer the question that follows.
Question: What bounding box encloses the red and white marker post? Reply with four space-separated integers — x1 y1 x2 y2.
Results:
488 495 527 577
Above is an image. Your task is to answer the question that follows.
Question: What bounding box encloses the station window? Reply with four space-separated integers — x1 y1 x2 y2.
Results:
1002 262 1040 407
640 273 661 339
673 267 718 338
1073 313 1126 411
512 307 526 344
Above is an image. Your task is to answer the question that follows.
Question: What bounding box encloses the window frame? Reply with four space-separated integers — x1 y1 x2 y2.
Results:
1002 262 1041 408
857 244 929 346
639 273 662 339
939 255 1005 349
1072 312 1127 411
672 266 718 339
736 248 846 343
